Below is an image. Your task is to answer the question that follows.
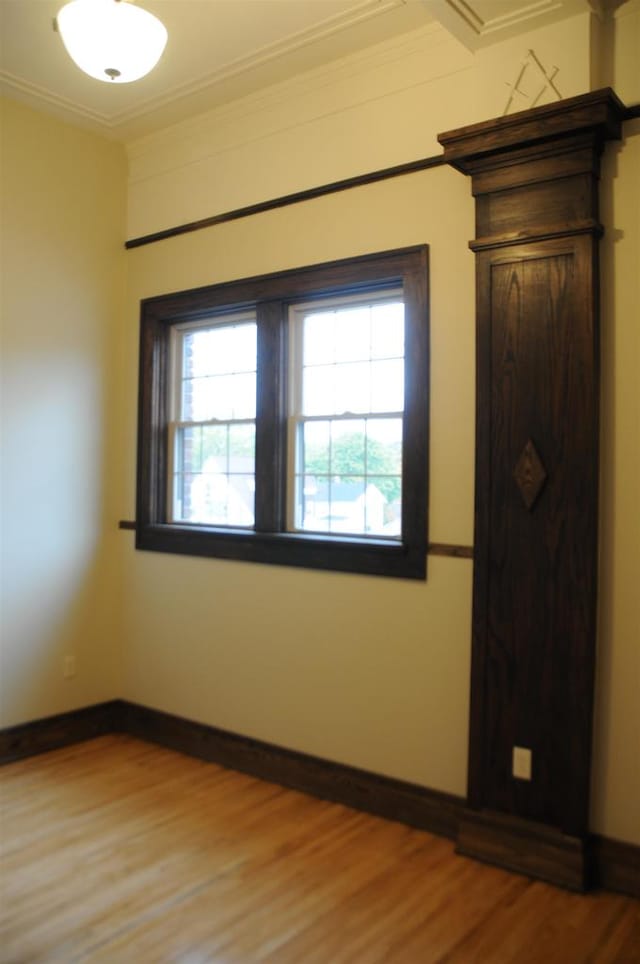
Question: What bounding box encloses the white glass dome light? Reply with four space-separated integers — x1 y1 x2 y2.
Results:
56 0 168 83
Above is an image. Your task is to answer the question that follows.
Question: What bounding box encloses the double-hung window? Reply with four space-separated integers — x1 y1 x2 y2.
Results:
136 246 429 578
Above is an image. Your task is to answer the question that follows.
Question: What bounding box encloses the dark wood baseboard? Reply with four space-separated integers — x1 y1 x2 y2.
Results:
457 808 590 892
0 700 124 764
1 700 638 897
121 701 464 840
591 834 640 898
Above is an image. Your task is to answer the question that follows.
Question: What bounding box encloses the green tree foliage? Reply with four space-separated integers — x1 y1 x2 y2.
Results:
305 431 401 503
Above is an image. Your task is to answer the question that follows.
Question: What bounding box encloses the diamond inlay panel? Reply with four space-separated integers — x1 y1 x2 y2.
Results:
514 438 547 510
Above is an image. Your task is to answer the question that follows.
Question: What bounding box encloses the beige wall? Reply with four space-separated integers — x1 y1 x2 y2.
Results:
122 165 476 794
590 1 640 846
1 6 637 847
0 98 127 725
119 9 640 843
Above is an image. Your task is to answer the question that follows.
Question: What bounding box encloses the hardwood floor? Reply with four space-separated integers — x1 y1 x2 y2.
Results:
1 736 638 963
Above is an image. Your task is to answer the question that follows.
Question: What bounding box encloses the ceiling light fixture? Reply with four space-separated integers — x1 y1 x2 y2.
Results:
55 0 167 84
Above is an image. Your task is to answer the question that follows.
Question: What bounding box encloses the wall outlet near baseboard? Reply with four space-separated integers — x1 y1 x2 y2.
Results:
63 655 76 679
512 746 532 781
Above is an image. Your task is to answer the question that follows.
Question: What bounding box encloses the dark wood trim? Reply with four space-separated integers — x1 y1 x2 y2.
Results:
125 155 446 250
135 246 429 580
438 88 626 173
468 219 603 252
591 835 640 898
120 701 464 840
0 701 124 764
456 808 590 892
427 542 473 559
124 102 638 252
1 699 638 897
440 90 628 856
120 525 472 559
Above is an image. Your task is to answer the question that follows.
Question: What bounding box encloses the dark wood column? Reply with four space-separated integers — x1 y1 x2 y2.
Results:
438 89 626 890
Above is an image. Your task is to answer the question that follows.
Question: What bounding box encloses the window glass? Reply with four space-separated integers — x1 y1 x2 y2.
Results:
291 297 404 539
171 318 257 526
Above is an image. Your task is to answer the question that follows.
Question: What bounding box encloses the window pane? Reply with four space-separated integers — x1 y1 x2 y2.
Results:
369 359 404 412
330 476 365 534
174 469 255 527
334 362 370 414
183 323 256 377
228 424 255 471
367 477 401 536
371 302 404 358
180 321 256 421
292 294 405 539
179 425 203 475
367 418 402 475
333 307 371 362
174 422 255 528
303 312 336 365
302 365 335 416
331 419 365 472
303 420 331 474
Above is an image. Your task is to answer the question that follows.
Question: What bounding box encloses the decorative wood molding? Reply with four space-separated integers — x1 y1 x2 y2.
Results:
1 700 638 897
427 542 473 558
439 88 629 889
119 525 473 559
125 155 446 249
121 701 464 841
457 808 590 892
124 99 638 250
0 701 123 765
591 835 640 898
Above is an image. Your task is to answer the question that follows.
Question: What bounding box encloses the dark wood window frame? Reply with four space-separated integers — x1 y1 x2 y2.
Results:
136 245 429 578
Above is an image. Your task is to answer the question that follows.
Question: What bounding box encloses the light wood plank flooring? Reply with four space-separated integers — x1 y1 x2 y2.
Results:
1 735 638 963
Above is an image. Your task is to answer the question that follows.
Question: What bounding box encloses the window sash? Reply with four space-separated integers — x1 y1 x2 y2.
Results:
168 312 257 528
136 245 429 579
287 291 404 540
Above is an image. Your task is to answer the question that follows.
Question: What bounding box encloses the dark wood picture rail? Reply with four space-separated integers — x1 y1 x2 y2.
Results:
125 155 446 249
125 103 638 251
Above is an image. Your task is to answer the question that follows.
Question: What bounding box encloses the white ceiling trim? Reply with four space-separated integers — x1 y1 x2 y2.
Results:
423 0 593 49
1 0 407 136
0 69 112 126
446 0 565 37
109 0 407 127
126 22 450 158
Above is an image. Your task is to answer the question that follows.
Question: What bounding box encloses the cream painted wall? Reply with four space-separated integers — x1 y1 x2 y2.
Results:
126 14 591 239
590 1 640 846
121 166 476 795
119 10 640 840
0 98 127 726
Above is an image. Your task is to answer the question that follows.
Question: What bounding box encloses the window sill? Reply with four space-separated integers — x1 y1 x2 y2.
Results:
135 523 426 579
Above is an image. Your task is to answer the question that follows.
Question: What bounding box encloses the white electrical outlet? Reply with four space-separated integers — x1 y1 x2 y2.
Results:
512 746 532 781
63 655 76 679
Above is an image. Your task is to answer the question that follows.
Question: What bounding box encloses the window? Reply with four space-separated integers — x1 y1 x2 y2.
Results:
136 246 429 578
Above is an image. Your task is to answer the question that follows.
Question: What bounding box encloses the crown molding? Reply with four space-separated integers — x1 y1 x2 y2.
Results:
125 21 452 167
2 0 424 141
0 70 115 135
423 0 593 50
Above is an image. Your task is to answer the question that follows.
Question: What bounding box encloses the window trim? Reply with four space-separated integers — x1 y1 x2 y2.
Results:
136 246 429 578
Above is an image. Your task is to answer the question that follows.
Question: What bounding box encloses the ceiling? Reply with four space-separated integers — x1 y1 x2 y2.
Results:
0 0 602 141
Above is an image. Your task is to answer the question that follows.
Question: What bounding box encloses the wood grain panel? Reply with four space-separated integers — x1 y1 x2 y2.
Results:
440 90 627 880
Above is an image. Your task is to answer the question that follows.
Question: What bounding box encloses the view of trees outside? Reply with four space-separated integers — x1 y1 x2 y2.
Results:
171 296 405 536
